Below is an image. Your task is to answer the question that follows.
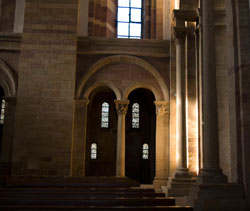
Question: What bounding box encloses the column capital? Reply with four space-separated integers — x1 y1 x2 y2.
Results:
114 100 130 115
154 101 169 116
173 27 187 45
173 27 194 45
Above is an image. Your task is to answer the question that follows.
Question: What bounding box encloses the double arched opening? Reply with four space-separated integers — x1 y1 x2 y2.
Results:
85 86 156 184
72 55 169 186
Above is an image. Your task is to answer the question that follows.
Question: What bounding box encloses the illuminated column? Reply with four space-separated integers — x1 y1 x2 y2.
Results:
115 100 129 177
153 101 170 189
173 27 190 178
199 0 227 183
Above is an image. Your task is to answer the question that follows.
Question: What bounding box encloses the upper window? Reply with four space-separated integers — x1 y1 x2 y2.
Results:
117 0 142 39
0 99 5 125
132 103 139 128
101 102 109 128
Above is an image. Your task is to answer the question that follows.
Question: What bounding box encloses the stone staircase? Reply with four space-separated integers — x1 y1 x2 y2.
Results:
0 177 193 210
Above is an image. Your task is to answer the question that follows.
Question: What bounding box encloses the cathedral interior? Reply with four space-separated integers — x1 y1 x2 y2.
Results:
0 0 249 210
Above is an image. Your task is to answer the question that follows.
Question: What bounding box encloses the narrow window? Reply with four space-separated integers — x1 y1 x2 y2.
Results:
91 143 97 160
142 143 149 160
0 99 5 124
101 102 109 128
132 103 139 128
117 0 142 39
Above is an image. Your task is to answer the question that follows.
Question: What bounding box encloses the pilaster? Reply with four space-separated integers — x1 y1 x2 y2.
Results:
153 101 169 189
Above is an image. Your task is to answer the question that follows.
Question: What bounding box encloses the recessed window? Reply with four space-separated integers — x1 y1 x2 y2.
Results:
91 143 97 160
0 99 5 125
101 102 109 128
117 0 142 39
142 143 149 160
132 103 139 128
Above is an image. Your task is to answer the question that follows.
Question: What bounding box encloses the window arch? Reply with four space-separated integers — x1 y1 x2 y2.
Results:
101 102 109 128
117 0 142 39
142 143 149 160
132 102 139 128
91 143 97 160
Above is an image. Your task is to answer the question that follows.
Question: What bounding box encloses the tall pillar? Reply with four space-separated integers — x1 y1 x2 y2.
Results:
173 27 190 178
114 100 129 177
153 101 169 189
199 0 227 183
71 99 89 176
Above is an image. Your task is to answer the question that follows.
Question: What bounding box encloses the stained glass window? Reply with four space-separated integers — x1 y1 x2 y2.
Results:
142 143 149 160
0 99 5 124
101 102 109 128
91 143 97 160
132 103 139 128
117 0 142 39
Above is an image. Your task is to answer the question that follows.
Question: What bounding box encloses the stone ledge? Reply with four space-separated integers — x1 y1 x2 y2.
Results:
0 33 22 52
77 36 170 58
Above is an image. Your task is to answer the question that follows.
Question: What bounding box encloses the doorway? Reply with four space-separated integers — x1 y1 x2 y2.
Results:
85 87 117 176
125 88 156 184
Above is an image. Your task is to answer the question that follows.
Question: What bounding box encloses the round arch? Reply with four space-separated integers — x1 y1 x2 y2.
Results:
83 81 122 100
123 81 162 101
0 58 16 97
76 55 169 101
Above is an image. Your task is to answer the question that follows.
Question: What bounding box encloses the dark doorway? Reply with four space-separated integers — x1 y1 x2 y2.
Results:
0 86 4 158
125 88 156 184
85 87 117 176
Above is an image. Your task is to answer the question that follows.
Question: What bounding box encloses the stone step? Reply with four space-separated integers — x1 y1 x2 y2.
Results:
0 205 193 210
0 197 175 207
0 187 155 193
6 177 140 188
0 192 165 198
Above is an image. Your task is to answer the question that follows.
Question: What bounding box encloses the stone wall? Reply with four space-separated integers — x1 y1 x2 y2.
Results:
0 0 16 32
11 0 78 176
88 0 117 37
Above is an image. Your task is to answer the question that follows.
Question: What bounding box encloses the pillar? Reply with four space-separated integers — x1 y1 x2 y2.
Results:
114 100 129 177
71 99 89 176
198 0 227 183
173 27 190 178
153 101 169 189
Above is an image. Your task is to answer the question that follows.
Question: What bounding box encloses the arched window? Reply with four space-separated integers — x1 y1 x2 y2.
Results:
132 103 139 128
117 0 142 39
0 99 5 125
101 102 109 128
142 143 149 160
91 143 97 160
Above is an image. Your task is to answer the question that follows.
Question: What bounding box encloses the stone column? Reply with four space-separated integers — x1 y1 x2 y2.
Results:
71 99 89 176
199 0 227 183
173 27 190 178
114 100 129 177
153 101 169 189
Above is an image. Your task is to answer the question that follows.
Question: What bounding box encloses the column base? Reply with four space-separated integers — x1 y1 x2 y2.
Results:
188 183 247 211
153 177 168 190
174 167 192 179
165 177 196 197
197 167 228 184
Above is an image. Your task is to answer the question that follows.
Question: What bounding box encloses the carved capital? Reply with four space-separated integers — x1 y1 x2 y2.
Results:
155 101 169 116
173 27 187 45
115 100 130 115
